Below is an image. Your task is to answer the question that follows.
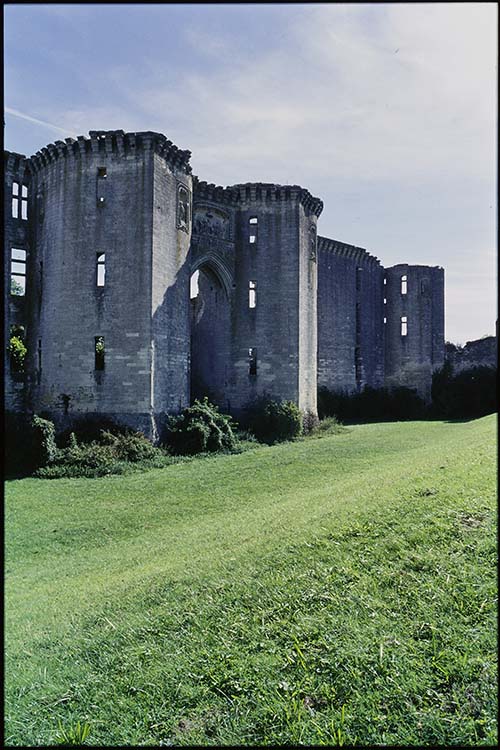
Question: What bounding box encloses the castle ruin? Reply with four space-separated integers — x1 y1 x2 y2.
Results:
4 130 445 439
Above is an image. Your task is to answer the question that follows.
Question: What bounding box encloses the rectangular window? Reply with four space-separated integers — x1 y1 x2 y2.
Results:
401 316 408 336
10 248 26 296
95 336 105 370
96 253 106 287
249 234 256 244
21 185 28 220
401 274 408 295
249 217 258 225
383 317 387 324
12 182 19 218
248 347 257 376
97 167 107 178
249 280 257 308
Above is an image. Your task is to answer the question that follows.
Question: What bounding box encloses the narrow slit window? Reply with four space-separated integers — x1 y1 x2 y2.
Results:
97 168 107 205
37 339 42 384
96 253 106 287
249 280 257 308
11 248 26 296
21 185 28 220
95 336 105 370
401 274 408 295
249 217 257 244
248 347 257 376
401 316 408 336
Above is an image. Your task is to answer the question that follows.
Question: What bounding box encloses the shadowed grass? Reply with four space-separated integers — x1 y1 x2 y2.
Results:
5 415 497 745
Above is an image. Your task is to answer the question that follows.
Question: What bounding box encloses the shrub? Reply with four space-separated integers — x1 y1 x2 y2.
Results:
302 410 320 435
164 398 238 455
8 334 27 373
35 441 115 478
58 415 130 446
100 430 159 461
31 415 57 468
247 398 303 444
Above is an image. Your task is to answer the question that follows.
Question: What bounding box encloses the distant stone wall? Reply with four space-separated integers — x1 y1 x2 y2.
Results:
445 336 497 373
317 238 385 393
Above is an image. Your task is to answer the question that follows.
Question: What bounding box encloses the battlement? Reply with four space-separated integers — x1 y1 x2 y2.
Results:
193 177 323 215
27 130 192 174
318 235 381 267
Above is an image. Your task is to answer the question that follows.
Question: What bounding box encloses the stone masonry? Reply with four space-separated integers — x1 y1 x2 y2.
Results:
4 130 445 438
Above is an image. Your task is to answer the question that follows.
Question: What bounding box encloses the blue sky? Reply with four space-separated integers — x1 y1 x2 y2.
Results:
5 3 497 343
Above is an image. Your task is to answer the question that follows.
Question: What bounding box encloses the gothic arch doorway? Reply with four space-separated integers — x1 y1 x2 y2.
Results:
190 260 231 409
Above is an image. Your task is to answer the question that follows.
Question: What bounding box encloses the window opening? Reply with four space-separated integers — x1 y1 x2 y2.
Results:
96 253 106 287
248 347 257 376
9 324 26 374
249 280 257 308
401 316 408 336
11 248 26 296
97 167 107 178
401 274 408 295
249 217 258 244
190 270 200 299
95 336 105 370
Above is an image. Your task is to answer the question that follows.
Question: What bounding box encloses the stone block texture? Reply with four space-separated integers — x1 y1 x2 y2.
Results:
4 130 445 437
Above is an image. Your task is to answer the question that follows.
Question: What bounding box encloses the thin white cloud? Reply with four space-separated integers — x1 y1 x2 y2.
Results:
5 107 78 138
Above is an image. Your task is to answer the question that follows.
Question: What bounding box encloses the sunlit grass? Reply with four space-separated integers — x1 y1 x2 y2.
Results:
5 415 497 745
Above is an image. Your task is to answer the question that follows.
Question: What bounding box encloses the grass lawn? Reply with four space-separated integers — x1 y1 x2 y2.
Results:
5 415 497 746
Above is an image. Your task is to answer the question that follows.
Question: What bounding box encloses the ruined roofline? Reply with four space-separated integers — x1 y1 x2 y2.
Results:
193 176 323 216
385 262 445 271
24 130 192 174
318 235 381 266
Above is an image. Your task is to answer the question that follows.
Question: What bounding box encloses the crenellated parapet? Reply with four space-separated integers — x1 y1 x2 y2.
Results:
318 235 381 267
193 178 323 215
231 182 323 216
28 130 192 175
193 177 238 206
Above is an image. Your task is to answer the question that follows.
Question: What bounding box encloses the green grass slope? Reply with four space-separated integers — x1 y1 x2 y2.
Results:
5 416 497 746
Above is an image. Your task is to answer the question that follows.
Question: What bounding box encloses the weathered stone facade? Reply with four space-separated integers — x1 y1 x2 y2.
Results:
4 130 445 437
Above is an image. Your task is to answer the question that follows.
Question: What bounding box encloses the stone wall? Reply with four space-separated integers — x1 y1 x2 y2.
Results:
317 238 384 393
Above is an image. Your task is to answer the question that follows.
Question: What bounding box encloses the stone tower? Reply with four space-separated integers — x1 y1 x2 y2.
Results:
384 264 445 399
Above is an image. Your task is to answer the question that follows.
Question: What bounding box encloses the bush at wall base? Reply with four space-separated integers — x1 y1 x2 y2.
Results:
247 397 303 444
164 398 239 455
